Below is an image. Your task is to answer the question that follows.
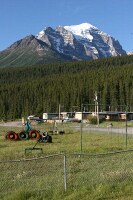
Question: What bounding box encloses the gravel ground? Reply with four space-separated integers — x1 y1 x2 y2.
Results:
0 121 22 127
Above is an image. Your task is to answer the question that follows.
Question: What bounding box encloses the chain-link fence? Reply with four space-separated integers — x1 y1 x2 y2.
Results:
32 121 133 152
1 102 133 199
80 121 133 152
0 154 64 200
2 119 133 154
1 151 133 199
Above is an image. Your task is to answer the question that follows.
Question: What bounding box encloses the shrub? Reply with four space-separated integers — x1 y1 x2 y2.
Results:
88 115 97 124
88 115 105 124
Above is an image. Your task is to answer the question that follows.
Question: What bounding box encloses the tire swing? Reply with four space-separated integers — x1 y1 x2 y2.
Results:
29 130 40 139
6 131 18 141
18 131 29 140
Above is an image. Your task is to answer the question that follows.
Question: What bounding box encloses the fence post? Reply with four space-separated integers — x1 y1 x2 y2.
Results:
125 109 128 148
80 104 83 152
64 155 67 191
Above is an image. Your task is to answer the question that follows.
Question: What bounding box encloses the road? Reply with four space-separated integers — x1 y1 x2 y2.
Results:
1 121 133 135
0 121 22 127
70 124 133 135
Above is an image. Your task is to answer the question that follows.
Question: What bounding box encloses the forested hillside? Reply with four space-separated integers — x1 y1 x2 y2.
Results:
0 55 133 121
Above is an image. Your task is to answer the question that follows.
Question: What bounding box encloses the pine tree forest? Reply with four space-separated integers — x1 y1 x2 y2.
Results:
0 55 133 121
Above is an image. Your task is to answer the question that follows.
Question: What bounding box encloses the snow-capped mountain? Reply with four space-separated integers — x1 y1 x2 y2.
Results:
0 22 127 68
36 23 126 60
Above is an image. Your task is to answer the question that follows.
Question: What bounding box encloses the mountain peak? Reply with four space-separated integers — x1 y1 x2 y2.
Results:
0 22 127 68
64 22 97 31
36 22 126 59
63 23 97 41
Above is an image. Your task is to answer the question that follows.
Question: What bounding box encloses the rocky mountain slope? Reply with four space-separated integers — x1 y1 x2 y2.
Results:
0 23 127 68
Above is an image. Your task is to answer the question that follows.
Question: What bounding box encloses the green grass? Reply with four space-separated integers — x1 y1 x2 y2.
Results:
0 122 132 160
0 123 133 199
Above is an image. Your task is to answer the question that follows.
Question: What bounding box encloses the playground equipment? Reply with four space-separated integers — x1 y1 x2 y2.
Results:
25 132 52 154
25 139 43 154
51 120 65 135
6 121 40 141
6 129 40 141
6 131 18 141
39 132 52 143
6 121 53 143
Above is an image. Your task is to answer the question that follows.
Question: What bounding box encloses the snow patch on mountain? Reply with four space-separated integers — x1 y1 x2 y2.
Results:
64 23 95 41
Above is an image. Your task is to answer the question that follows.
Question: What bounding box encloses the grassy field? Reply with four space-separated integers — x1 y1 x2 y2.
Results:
1 123 133 199
0 121 133 160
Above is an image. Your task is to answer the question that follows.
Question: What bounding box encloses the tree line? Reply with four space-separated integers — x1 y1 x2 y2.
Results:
0 55 133 121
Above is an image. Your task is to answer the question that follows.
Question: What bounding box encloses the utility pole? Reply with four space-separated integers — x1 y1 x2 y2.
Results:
94 91 99 127
59 104 61 121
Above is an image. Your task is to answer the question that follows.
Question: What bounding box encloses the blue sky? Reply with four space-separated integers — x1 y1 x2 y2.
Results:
0 0 133 52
